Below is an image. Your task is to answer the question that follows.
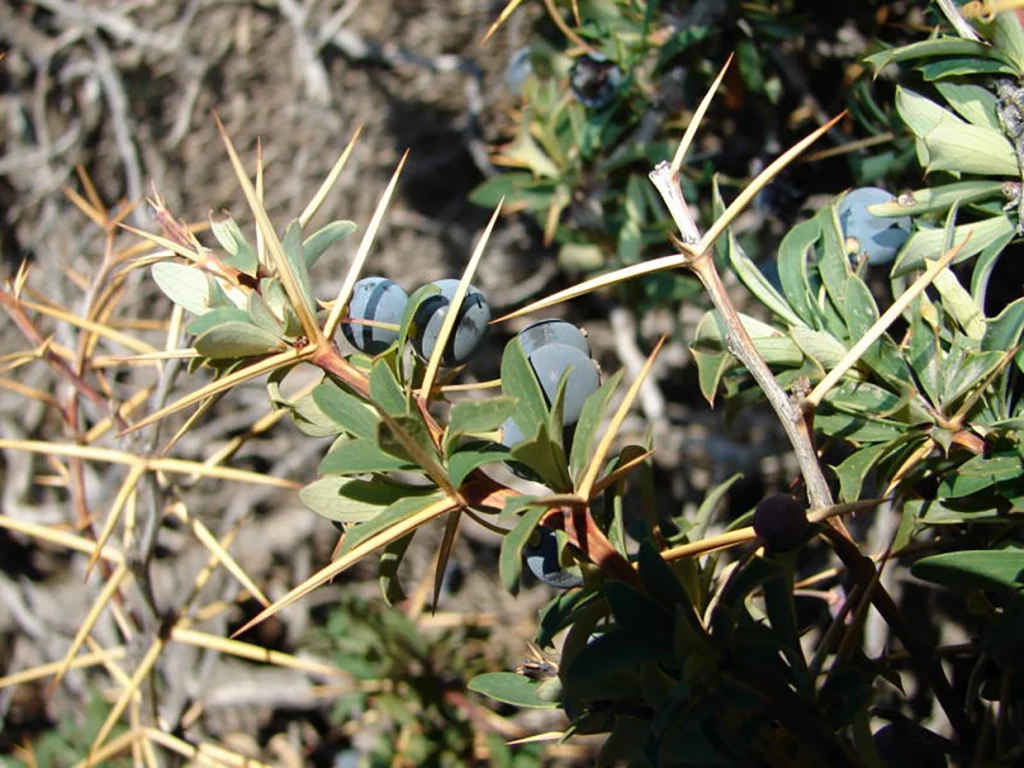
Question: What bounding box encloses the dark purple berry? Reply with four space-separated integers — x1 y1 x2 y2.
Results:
753 494 809 552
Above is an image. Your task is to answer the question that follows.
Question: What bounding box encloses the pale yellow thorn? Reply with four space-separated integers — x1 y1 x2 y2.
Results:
299 125 363 228
323 150 409 341
51 562 131 688
670 53 734 175
805 236 967 408
0 645 127 690
577 337 665 501
212 112 322 343
89 638 164 756
232 496 460 638
86 465 144 575
419 201 503 400
170 626 345 678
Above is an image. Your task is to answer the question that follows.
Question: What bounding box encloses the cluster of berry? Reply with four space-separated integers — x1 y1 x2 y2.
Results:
342 276 492 366
343 280 600 588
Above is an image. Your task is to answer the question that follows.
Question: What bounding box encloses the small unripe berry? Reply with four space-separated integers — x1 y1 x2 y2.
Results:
753 494 809 552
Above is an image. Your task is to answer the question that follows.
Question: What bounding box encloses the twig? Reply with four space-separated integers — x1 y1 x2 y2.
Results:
649 161 835 513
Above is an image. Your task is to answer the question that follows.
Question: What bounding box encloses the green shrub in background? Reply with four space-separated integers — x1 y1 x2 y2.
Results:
4 0 1024 765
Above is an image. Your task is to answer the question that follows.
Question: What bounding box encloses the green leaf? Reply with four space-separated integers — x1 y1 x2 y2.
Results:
975 11 1024 74
448 442 512 488
500 505 547 595
692 310 804 368
893 215 1015 277
728 231 804 328
469 173 557 210
777 215 824 329
377 412 444 482
247 290 282 336
815 410 908 443
817 202 853 319
931 261 986 341
919 56 1017 81
281 219 316 314
895 87 1018 176
379 533 414 605
789 326 848 369
193 320 285 358
867 181 1003 217
501 336 550 435
570 369 625 482
340 490 448 556
943 348 1006 408
312 380 379 439
937 453 1022 499
467 672 559 709
911 549 1024 593
864 38 1010 72
369 359 409 416
186 307 251 336
303 220 357 268
299 476 436 524
843 276 911 385
834 443 890 503
151 262 210 315
210 215 258 276
690 348 729 406
318 437 418 475
511 423 573 492
971 228 1015 309
933 82 1002 130
446 397 518 451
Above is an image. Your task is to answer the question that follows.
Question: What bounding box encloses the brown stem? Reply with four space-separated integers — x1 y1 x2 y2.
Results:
824 528 974 744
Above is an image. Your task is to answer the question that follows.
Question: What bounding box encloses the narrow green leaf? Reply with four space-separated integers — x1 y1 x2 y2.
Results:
911 549 1024 593
892 215 1015 277
467 672 559 709
340 490 448 556
380 532 414 606
834 443 890 503
501 336 550 434
864 38 1010 72
186 307 251 336
500 505 547 595
377 412 444 481
210 215 258 276
896 87 1018 176
369 359 409 416
777 215 824 329
570 369 625 482
247 290 283 336
868 181 1003 217
728 231 805 328
303 220 358 268
281 219 316 314
933 82 1002 130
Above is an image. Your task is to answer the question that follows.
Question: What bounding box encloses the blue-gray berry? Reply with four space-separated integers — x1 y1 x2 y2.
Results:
341 277 408 355
411 279 491 366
